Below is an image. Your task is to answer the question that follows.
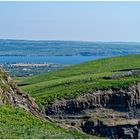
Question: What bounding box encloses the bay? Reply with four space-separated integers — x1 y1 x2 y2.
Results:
0 55 111 64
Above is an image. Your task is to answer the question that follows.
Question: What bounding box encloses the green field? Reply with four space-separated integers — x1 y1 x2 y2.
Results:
18 54 140 105
0 60 95 139
0 105 94 139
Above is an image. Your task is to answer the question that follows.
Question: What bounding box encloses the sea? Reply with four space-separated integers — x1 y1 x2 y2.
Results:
0 55 112 65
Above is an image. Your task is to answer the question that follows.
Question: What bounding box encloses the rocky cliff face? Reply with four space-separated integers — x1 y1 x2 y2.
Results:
0 68 41 117
45 82 140 115
45 80 140 139
82 120 140 139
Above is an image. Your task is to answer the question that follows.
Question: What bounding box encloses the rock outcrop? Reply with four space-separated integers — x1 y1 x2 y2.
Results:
104 69 140 79
0 67 49 119
45 82 140 115
44 77 140 138
81 120 140 139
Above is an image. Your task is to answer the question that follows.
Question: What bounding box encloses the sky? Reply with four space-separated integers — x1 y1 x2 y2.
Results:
0 1 140 42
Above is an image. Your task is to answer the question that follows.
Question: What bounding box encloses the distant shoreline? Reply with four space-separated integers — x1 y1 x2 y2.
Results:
0 54 105 57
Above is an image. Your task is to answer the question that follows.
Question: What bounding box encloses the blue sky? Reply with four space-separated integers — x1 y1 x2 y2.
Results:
0 1 140 42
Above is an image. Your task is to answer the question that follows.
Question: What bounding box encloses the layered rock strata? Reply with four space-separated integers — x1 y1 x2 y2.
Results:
45 82 140 115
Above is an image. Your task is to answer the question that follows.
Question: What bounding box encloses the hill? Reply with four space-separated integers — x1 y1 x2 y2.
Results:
16 54 140 139
0 105 93 139
0 67 94 139
0 39 140 56
18 54 140 105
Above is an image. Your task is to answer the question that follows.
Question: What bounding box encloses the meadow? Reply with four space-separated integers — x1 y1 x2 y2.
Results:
0 105 94 139
17 54 140 105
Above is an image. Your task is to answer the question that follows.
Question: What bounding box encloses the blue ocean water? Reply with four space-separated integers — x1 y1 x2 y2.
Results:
0 55 110 64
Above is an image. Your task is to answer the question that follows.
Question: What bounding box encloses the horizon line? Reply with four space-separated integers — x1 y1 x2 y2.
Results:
1 38 140 43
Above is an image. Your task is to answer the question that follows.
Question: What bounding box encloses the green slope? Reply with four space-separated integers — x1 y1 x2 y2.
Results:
0 105 94 139
18 54 140 104
0 65 94 139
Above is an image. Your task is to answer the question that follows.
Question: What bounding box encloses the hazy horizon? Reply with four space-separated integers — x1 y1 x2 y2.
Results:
1 38 140 43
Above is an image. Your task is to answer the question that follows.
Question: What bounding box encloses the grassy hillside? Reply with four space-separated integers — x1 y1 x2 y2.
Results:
0 65 95 139
0 105 94 139
18 54 140 104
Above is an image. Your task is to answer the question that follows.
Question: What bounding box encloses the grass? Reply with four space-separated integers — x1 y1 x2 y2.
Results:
17 54 140 104
0 65 97 139
0 105 95 139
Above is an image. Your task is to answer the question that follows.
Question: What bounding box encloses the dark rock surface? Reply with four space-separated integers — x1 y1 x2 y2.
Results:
45 81 140 138
45 82 140 115
81 120 140 139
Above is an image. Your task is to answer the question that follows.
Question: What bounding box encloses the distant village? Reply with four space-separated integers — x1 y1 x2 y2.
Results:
1 62 66 77
10 62 51 67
